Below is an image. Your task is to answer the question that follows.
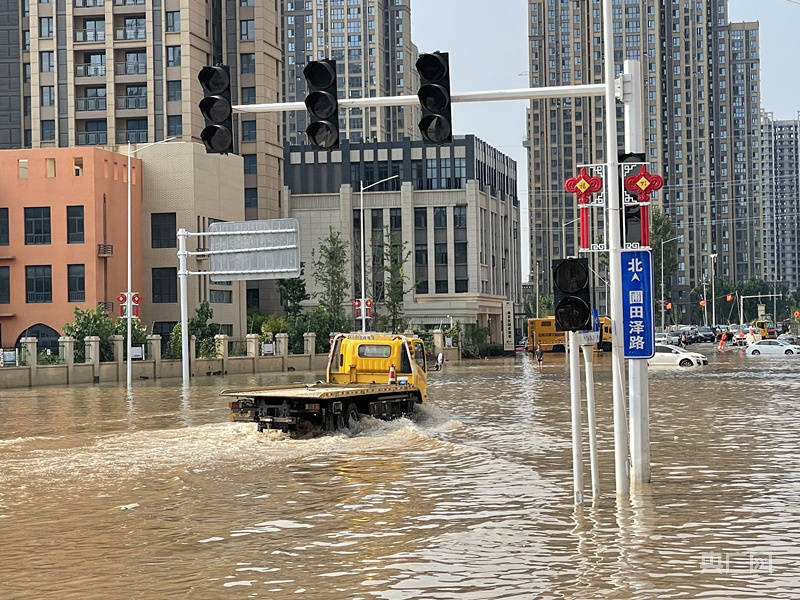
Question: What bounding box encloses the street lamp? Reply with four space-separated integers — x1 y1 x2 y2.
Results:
660 235 682 331
126 136 176 388
709 253 718 327
359 174 399 332
562 216 579 258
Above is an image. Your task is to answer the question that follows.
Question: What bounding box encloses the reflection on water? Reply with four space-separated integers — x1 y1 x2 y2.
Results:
1 349 799 599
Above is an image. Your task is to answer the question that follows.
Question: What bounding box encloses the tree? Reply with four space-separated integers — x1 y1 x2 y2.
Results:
113 317 148 345
311 227 350 333
379 227 413 333
650 207 679 305
62 306 116 362
278 262 310 318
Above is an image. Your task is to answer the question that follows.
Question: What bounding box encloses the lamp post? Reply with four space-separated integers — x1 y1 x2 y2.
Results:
359 174 399 332
709 253 717 327
126 136 176 388
535 260 540 318
562 217 580 258
660 235 681 331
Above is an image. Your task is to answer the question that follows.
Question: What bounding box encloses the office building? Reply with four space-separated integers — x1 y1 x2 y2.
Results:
0 147 142 351
526 0 762 322
761 111 800 292
282 136 522 341
280 0 420 145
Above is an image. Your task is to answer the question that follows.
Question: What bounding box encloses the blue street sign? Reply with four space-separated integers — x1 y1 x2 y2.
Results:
591 308 600 333
621 250 655 359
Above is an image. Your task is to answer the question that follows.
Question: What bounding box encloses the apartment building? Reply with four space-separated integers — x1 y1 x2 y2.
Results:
280 0 420 145
761 111 800 291
283 136 523 340
526 0 762 323
0 147 142 351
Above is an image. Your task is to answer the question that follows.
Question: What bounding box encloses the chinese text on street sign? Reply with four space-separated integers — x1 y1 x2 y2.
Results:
621 250 655 359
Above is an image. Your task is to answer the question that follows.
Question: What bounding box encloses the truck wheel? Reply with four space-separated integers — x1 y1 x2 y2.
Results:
345 402 360 428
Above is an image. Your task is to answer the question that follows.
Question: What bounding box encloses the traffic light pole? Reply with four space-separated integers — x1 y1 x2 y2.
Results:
622 60 650 488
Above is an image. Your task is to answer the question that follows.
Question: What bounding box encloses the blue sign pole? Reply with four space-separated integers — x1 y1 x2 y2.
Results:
621 250 655 359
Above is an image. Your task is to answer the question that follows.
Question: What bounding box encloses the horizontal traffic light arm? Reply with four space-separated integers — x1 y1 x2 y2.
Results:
231 83 606 114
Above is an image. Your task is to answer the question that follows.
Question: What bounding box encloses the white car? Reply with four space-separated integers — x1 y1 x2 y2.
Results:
648 344 708 367
745 339 800 356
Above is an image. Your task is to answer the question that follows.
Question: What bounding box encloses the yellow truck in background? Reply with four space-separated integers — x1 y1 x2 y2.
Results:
751 318 777 339
222 332 428 434
527 316 612 352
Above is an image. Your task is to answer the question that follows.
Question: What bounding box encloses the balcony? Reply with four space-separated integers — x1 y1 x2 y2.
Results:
97 244 113 257
114 0 145 4
114 26 146 41
74 29 106 43
115 95 147 110
75 97 107 111
77 131 108 145
75 0 104 6
75 63 106 78
114 62 146 76
116 130 147 144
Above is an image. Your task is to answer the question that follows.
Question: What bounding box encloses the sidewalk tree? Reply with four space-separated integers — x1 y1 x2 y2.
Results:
378 228 413 333
311 227 350 333
651 207 678 301
62 306 116 362
278 262 310 318
113 317 148 346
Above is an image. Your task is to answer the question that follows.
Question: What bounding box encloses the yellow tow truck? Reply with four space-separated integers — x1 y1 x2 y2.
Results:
221 332 428 433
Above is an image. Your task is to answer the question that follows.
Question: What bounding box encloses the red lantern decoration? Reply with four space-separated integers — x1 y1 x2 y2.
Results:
564 167 603 250
623 165 663 248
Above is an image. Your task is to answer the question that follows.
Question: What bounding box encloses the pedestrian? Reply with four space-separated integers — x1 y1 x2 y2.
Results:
680 332 687 348
535 343 544 368
718 331 727 351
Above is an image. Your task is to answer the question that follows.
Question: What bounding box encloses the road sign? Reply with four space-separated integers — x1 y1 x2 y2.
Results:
621 250 655 359
207 219 300 282
577 308 601 346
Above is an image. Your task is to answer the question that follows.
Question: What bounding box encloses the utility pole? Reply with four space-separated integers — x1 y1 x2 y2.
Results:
702 279 708 327
535 260 540 318
710 253 717 326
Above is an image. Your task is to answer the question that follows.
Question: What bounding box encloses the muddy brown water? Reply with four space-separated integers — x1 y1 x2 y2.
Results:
1 348 799 599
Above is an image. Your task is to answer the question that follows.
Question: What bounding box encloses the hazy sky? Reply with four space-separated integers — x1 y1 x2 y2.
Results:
411 1 798 280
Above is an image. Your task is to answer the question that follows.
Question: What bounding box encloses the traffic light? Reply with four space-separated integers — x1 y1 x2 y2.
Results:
552 258 592 331
303 59 339 150
666 301 672 311
198 65 233 154
415 51 452 145
620 152 646 246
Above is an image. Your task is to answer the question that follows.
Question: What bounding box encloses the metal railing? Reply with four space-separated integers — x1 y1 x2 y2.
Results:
74 0 104 6
74 29 105 42
75 63 106 77
114 62 146 75
114 27 146 40
114 0 145 5
75 97 107 111
26 291 51 303
77 131 108 145
115 95 147 110
98 301 113 314
116 130 147 144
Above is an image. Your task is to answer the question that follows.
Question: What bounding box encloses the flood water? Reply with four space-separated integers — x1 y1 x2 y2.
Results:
1 348 799 599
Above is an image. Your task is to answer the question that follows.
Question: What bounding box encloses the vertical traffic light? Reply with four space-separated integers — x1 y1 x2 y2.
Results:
415 51 452 145
303 59 339 150
619 152 646 246
552 258 592 331
198 65 233 154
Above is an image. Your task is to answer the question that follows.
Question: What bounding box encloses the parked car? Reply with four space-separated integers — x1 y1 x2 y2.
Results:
778 333 799 345
745 339 800 356
696 326 716 343
648 344 708 367
663 330 682 345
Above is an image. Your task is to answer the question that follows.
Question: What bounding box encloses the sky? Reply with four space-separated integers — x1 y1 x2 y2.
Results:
412 0 799 282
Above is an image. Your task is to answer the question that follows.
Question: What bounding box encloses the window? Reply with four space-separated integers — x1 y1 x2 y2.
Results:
67 206 84 243
240 0 254 5
41 120 55 141
26 265 52 303
166 11 180 32
152 267 177 303
23 30 29 51
73 157 83 176
166 46 181 67
454 205 467 229
40 51 54 72
415 244 427 265
210 289 232 303
240 53 255 73
41 85 55 107
45 157 56 177
244 188 258 208
241 86 256 104
414 207 427 228
0 208 8 245
357 344 392 358
67 264 85 302
166 80 182 101
39 17 53 38
241 120 256 141
433 207 447 229
0 267 8 304
24 63 30 83
240 19 254 40
25 207 50 245
167 115 182 136
243 154 257 175
151 213 176 248
23 96 30 116
435 279 448 294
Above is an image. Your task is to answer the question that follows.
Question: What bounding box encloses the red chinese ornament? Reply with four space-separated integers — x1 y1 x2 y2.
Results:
623 165 663 248
564 167 603 250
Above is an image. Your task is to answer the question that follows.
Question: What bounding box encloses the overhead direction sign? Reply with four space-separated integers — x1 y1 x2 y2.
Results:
621 250 655 359
207 219 300 282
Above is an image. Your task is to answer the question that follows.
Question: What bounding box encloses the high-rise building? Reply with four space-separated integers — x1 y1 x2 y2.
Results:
526 0 762 323
279 0 420 145
0 1 282 221
761 111 800 292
